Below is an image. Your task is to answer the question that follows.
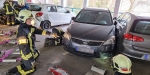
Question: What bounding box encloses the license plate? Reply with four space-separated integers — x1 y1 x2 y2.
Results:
141 54 150 60
75 46 94 54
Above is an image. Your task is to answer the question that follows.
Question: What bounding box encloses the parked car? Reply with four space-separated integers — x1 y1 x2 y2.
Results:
116 12 150 61
28 4 76 29
63 7 115 57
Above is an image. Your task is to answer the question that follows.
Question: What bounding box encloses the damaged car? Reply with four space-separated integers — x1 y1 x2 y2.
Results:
63 7 116 57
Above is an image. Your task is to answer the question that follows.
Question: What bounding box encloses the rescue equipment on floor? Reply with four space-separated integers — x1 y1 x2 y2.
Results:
0 39 17 45
85 65 106 75
48 66 71 75
0 30 16 36
0 49 21 63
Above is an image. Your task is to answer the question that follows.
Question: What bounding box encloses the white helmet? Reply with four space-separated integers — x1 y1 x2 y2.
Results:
112 54 132 74
17 9 32 23
18 0 25 5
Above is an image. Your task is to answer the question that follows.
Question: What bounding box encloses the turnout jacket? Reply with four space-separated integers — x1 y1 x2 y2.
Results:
3 1 18 15
17 23 50 61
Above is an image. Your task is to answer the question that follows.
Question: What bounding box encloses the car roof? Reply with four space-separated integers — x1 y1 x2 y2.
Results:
126 12 150 20
123 12 150 32
82 7 110 12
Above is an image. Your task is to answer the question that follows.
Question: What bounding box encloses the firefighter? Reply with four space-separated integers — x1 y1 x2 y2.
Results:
4 9 52 75
3 0 17 26
15 0 29 13
111 54 133 75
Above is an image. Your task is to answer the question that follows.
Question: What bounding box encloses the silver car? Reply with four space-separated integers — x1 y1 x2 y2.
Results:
116 12 150 61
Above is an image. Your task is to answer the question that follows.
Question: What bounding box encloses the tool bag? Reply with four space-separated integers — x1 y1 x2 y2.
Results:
44 38 61 46
44 28 64 46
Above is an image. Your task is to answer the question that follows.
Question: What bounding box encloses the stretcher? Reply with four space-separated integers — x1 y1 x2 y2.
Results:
0 49 21 63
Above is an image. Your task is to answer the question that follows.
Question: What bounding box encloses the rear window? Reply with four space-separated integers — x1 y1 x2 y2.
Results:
29 5 41 11
133 21 150 35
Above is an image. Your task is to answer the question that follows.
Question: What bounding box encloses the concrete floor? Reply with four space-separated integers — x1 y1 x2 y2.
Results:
0 25 150 75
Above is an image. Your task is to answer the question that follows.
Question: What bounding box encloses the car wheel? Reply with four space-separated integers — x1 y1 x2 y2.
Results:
40 20 51 30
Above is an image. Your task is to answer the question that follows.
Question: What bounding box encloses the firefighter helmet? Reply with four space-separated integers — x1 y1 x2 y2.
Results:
112 54 132 74
17 9 32 23
18 0 25 5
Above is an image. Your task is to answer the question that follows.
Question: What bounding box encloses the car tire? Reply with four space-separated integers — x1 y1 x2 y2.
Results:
40 20 51 30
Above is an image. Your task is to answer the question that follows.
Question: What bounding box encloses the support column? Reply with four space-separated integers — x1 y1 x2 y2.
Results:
113 0 122 17
83 0 89 8
44 0 46 3
61 0 67 7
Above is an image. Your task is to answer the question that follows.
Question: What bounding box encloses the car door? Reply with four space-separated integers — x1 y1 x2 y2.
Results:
57 6 72 24
47 5 60 26
117 13 131 34
116 13 131 50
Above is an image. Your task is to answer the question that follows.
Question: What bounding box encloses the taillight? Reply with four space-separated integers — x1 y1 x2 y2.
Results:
36 12 43 17
124 33 144 42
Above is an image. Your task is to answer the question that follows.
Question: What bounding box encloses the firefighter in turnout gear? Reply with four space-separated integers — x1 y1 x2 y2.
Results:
15 0 29 13
111 54 133 75
5 9 52 75
3 0 17 26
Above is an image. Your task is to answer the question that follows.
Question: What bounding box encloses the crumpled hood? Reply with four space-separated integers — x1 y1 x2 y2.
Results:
68 22 115 41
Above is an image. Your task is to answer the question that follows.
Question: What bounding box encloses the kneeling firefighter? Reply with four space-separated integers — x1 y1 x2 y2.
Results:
111 54 132 75
44 28 65 46
5 9 52 75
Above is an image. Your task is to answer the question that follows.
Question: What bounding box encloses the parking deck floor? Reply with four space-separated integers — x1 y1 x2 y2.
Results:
0 25 150 75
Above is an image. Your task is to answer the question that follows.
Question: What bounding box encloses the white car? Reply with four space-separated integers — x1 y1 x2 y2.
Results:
28 3 76 29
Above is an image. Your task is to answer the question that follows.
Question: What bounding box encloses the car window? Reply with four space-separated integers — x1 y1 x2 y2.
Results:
28 5 41 11
117 13 125 21
74 10 113 25
134 21 150 35
47 6 57 12
119 14 131 27
57 6 68 13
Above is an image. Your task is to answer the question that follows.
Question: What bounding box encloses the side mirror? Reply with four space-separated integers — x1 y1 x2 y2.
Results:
66 10 70 13
114 21 117 25
113 17 117 20
72 17 75 20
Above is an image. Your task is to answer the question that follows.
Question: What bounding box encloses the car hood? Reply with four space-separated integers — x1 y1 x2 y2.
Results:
68 22 114 41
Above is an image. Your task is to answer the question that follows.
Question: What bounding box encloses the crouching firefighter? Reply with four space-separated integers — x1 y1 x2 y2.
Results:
44 28 65 47
5 9 52 75
111 54 133 75
3 0 17 26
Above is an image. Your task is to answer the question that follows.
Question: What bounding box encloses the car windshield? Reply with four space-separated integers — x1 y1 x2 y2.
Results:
28 5 41 11
134 20 150 35
74 10 113 25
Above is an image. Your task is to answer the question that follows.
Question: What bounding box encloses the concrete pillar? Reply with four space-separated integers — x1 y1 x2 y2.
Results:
61 0 67 7
113 0 122 17
44 0 46 3
83 0 89 7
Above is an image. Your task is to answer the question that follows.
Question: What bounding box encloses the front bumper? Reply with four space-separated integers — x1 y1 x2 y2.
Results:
122 43 150 61
62 38 113 58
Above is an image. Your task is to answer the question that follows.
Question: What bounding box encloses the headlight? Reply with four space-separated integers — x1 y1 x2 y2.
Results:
103 36 115 45
63 31 71 40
